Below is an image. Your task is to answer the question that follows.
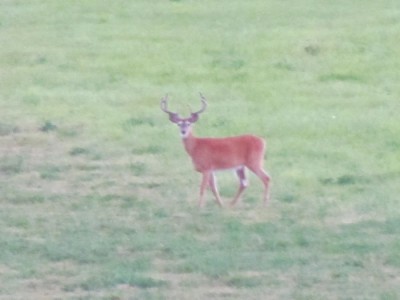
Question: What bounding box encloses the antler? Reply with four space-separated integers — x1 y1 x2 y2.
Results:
161 93 207 124
160 94 181 123
160 94 173 114
193 93 207 115
186 93 208 123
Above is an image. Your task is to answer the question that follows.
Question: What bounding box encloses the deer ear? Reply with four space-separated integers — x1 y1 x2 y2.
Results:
169 113 181 123
187 113 199 123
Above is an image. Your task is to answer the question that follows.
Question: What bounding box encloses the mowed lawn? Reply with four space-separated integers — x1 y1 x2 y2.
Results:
1 1 399 299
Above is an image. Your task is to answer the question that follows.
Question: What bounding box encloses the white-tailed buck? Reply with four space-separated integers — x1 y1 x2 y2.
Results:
161 94 270 208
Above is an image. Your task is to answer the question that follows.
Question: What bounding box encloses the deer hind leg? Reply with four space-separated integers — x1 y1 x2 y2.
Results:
230 166 248 207
209 172 223 207
248 164 271 205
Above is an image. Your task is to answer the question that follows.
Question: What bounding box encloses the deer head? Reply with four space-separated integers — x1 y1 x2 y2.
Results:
160 93 207 138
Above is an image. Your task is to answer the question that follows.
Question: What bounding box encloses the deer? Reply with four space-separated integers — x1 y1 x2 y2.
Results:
160 93 271 208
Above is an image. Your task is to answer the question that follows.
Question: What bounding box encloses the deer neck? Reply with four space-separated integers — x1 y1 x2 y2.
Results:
182 131 197 156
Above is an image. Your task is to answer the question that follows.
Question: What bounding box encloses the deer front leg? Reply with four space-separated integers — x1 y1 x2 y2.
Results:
209 172 224 207
198 171 211 208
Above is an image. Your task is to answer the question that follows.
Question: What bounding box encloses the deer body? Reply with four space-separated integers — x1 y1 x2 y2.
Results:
183 133 265 172
161 94 270 208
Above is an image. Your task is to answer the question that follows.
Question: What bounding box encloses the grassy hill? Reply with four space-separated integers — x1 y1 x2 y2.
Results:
1 1 399 299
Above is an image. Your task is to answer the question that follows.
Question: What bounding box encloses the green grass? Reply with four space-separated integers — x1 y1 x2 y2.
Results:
1 0 400 299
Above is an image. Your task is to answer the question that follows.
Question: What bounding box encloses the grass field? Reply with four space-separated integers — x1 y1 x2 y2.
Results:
1 0 400 299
